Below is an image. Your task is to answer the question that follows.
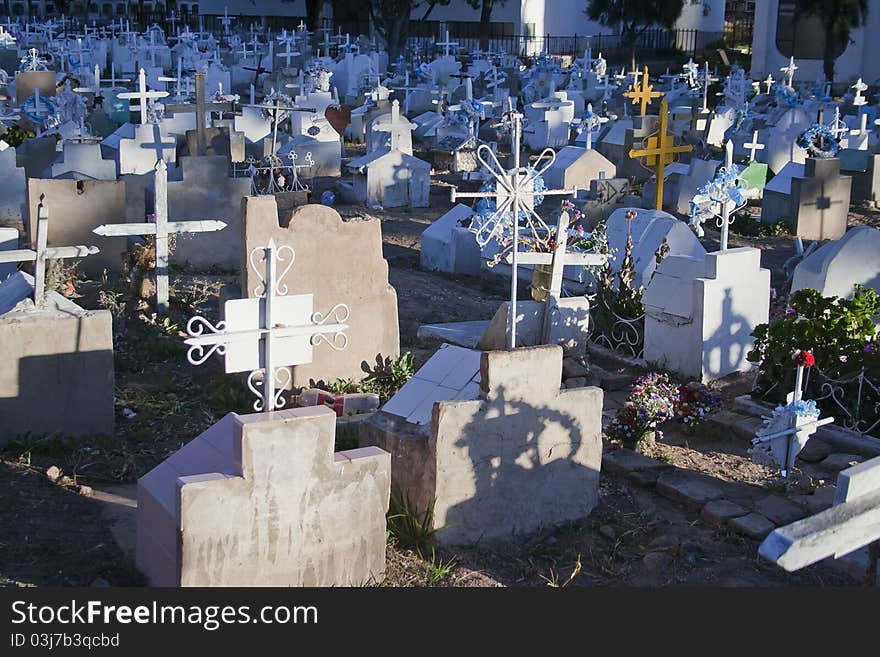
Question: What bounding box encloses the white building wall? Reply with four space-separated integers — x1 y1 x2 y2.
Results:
751 0 878 85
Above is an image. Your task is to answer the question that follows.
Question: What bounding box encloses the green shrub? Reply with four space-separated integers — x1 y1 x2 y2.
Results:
360 353 415 403
748 285 880 402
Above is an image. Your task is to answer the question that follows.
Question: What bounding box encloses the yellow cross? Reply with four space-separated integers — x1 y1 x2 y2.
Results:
623 65 664 117
628 99 694 210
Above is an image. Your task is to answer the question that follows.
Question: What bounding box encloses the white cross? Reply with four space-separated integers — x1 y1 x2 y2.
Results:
118 68 169 125
763 73 775 95
184 239 350 413
373 100 413 152
850 111 870 150
0 195 99 305
449 103 578 348
781 56 798 87
511 209 607 343
828 106 849 140
744 129 765 162
92 160 226 312
759 455 880 581
852 77 868 106
220 8 233 36
436 30 458 58
577 103 608 150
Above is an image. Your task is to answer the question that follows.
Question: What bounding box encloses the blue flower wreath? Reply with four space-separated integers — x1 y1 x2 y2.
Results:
774 83 799 108
471 168 547 241
797 123 839 158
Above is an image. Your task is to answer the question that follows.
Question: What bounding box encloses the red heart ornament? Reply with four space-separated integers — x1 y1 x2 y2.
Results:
325 105 352 136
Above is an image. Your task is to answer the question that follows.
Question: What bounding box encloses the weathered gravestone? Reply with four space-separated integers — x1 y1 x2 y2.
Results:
0 146 26 230
839 147 880 206
791 225 880 299
168 156 251 271
643 247 770 382
49 142 117 180
137 407 390 586
419 204 481 276
605 207 707 290
15 136 58 179
27 178 128 276
343 148 431 208
0 228 17 280
543 145 616 190
360 344 602 546
241 197 400 386
761 158 850 240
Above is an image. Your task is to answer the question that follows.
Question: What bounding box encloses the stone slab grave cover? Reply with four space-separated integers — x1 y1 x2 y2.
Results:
791 225 880 299
27 178 128 277
241 197 399 386
0 271 114 443
137 406 390 586
168 156 251 271
419 204 481 276
15 70 57 105
49 142 117 180
643 247 770 382
606 207 707 290
542 146 616 191
0 146 26 230
762 158 850 241
361 344 603 546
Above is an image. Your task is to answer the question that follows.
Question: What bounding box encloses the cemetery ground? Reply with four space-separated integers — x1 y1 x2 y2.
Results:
0 173 875 589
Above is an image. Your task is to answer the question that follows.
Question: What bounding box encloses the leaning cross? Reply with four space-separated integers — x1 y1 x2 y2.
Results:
164 72 238 155
92 160 226 313
623 66 663 117
629 98 694 210
118 68 169 125
511 209 607 344
183 239 350 413
449 104 576 349
759 455 880 584
0 195 99 305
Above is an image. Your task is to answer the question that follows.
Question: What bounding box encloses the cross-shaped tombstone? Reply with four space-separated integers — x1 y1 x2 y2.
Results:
372 99 413 152
758 455 880 584
780 56 798 88
689 139 746 250
850 111 871 151
744 129 765 162
394 70 418 114
828 106 849 141
92 160 226 313
183 239 350 413
276 30 301 70
629 98 694 210
449 105 577 348
509 209 607 344
0 195 99 305
763 73 775 95
118 68 169 125
220 7 233 37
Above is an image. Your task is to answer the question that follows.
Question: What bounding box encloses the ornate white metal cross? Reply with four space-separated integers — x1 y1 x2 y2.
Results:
184 240 350 413
92 160 226 313
449 104 577 348
0 195 99 305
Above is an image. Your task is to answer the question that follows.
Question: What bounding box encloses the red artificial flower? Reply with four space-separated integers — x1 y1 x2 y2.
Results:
792 349 815 367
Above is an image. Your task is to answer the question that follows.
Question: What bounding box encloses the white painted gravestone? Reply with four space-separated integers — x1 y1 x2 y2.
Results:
791 225 880 299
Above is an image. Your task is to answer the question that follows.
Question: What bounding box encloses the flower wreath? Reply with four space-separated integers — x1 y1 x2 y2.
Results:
797 124 839 158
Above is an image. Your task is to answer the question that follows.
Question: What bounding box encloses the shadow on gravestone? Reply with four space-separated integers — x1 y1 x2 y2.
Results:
241 197 400 386
0 147 26 232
